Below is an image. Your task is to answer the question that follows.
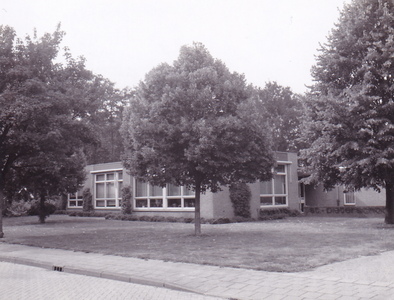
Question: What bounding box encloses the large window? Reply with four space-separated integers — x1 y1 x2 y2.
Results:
134 180 195 210
68 186 84 208
260 164 288 207
94 171 123 208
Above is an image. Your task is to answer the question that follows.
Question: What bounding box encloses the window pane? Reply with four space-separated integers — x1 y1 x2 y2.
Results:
96 183 105 198
136 199 148 207
106 182 115 198
260 197 273 206
150 199 163 207
168 198 182 208
69 200 76 206
107 200 116 207
118 172 123 180
183 187 195 196
260 180 273 194
275 196 286 205
107 173 115 180
150 185 162 197
345 193 355 204
118 181 123 198
69 193 76 200
96 200 105 207
96 174 105 181
184 199 195 207
274 175 286 194
275 165 285 173
168 184 181 196
77 200 83 206
136 181 148 197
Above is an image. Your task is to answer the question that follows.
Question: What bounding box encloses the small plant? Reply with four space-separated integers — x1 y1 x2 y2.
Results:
229 182 251 219
82 188 93 212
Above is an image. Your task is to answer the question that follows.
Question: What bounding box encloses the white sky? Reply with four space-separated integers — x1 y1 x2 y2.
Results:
1 0 349 94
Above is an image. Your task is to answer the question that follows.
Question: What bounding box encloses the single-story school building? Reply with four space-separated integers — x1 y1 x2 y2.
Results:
68 152 300 219
67 151 386 218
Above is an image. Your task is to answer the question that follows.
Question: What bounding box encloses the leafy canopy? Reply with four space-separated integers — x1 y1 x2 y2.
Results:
0 25 120 227
121 42 274 193
301 0 394 192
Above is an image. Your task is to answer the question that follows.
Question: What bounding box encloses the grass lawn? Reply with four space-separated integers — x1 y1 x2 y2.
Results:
2 215 394 272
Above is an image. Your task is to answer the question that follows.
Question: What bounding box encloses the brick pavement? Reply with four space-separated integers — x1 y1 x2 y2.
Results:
0 242 393 300
0 261 223 300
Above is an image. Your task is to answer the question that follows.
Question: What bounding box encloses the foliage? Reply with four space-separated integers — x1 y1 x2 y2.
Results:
305 206 386 217
120 186 132 215
27 199 57 217
0 25 120 232
256 82 305 151
84 86 131 164
82 188 93 212
229 182 252 218
258 208 300 220
121 42 274 235
300 0 394 223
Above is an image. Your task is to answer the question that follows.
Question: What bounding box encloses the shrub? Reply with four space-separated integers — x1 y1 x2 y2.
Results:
59 194 68 210
5 200 31 217
151 216 166 222
212 217 231 224
259 208 300 221
82 188 93 212
229 182 251 218
121 186 133 215
27 199 57 220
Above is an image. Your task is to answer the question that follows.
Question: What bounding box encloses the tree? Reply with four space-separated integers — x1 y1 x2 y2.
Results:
301 0 394 223
256 82 305 152
0 25 112 234
84 84 131 164
121 43 274 235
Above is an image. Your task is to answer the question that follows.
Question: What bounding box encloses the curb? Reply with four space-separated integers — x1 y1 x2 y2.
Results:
0 255 204 295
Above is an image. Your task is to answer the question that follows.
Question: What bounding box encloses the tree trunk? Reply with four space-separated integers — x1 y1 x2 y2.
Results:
39 192 47 224
194 181 202 236
0 188 4 238
385 182 394 224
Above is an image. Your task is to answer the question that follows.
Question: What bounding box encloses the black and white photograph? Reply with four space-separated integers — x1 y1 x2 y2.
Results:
1 1 394 299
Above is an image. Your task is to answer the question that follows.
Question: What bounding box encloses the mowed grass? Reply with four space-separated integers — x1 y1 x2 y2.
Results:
2 215 394 272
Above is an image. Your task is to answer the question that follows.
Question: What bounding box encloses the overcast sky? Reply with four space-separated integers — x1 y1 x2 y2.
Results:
2 0 350 94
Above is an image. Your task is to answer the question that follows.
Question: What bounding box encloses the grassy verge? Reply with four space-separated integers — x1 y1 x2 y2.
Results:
2 215 394 272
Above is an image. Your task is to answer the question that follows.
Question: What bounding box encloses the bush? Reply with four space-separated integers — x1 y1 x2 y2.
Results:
259 208 300 221
121 186 133 215
211 217 231 224
229 182 251 219
4 200 31 217
27 199 57 219
82 188 93 212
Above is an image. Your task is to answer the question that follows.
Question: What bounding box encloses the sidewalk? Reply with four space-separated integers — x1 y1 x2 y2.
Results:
0 242 393 300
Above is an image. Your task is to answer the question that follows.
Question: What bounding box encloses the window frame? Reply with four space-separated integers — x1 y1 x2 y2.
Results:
68 186 84 208
260 163 289 207
134 180 195 211
344 192 356 206
92 169 123 209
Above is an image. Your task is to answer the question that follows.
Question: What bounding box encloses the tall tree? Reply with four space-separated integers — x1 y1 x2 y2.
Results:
121 43 274 235
256 82 305 152
301 0 394 223
0 25 111 234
